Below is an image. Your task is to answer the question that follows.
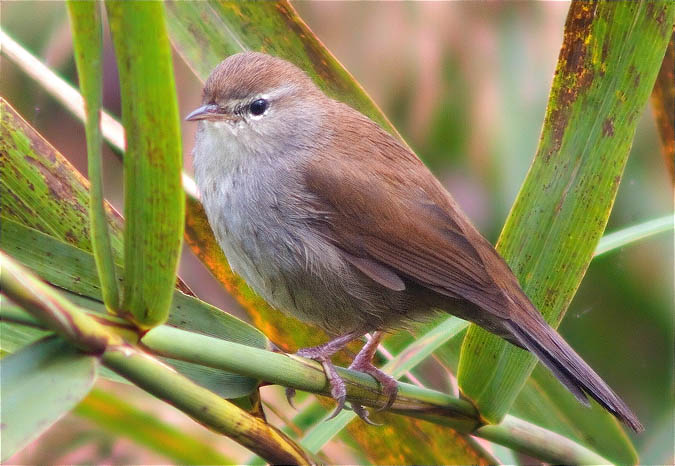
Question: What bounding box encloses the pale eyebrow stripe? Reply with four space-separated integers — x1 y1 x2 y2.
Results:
225 84 298 110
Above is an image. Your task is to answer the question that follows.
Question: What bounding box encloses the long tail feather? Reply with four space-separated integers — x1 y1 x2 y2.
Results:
504 317 644 433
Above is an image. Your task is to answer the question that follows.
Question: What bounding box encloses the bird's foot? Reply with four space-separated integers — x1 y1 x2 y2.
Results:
286 331 397 424
348 358 398 412
286 331 362 415
344 331 398 421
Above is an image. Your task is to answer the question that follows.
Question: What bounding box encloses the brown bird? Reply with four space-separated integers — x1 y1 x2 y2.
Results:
186 52 643 432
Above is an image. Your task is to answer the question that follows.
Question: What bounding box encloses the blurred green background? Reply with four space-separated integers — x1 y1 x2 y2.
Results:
1 2 672 463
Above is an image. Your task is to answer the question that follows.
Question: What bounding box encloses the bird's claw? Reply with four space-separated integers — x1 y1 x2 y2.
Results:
348 360 399 411
325 395 347 421
352 404 381 425
321 359 349 419
285 387 297 409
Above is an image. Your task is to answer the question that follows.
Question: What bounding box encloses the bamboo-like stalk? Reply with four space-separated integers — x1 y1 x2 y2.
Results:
102 348 314 465
67 2 120 312
1 298 611 464
142 325 479 428
0 252 316 465
476 416 610 465
140 326 611 464
105 1 185 329
0 250 120 353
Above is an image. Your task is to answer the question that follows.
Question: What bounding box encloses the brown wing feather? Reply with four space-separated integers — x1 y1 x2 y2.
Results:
305 102 524 319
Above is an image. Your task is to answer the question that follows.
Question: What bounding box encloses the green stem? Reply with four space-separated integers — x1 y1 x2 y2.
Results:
476 415 610 465
141 325 479 431
0 251 315 465
67 2 120 312
102 346 314 465
141 325 610 464
1 289 611 465
594 214 674 257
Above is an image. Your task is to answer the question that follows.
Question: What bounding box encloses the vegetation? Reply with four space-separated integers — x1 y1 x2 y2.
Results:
1 2 672 464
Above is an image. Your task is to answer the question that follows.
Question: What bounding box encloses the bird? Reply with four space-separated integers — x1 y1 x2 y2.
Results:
186 51 643 432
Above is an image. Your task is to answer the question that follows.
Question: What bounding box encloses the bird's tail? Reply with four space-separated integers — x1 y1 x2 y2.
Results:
504 315 644 433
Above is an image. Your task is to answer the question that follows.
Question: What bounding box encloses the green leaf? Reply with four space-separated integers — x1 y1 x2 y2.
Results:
0 218 266 398
458 0 674 428
0 336 97 462
67 1 119 312
74 388 235 464
0 98 123 256
106 1 185 328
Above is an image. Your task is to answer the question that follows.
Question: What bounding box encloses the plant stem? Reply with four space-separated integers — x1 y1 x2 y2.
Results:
594 214 674 257
0 252 315 465
476 415 610 465
141 325 479 430
67 1 120 312
141 325 611 464
102 346 314 465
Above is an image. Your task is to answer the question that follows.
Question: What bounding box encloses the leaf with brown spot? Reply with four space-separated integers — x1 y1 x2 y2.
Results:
458 0 675 443
106 1 185 328
650 30 675 183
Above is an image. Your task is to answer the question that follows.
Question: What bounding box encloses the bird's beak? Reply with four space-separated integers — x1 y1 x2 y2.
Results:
185 104 225 122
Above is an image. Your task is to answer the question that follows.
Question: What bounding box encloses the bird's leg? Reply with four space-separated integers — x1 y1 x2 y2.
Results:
348 331 399 420
285 331 364 414
287 331 398 424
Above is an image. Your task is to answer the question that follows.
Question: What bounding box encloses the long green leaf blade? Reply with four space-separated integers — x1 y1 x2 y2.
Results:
0 336 98 462
0 99 123 255
67 2 119 312
106 1 184 328
74 388 236 464
458 0 675 425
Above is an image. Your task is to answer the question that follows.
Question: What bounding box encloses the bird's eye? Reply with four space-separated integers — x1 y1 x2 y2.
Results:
249 99 268 116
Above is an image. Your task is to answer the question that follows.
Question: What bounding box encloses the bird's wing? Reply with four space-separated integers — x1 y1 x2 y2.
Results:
303 105 525 319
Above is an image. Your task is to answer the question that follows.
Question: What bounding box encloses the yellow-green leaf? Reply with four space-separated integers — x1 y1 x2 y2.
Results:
67 1 119 312
458 0 675 428
106 1 185 328
0 337 97 462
